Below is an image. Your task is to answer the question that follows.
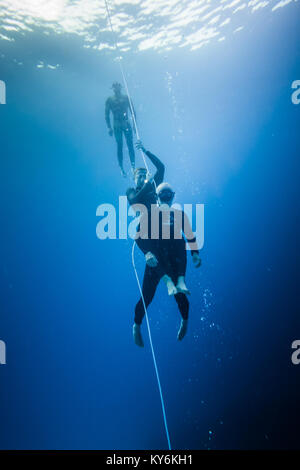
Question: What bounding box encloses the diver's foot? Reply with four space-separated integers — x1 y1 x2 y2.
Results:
167 283 178 296
133 323 144 347
162 275 178 296
177 319 188 341
176 277 191 295
120 168 127 178
176 285 191 295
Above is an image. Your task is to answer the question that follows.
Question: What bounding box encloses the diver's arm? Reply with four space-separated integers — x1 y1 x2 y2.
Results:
136 142 165 184
183 212 201 266
126 181 153 205
105 98 112 130
144 150 165 186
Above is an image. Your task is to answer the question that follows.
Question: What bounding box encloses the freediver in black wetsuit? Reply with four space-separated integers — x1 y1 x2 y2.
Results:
105 82 136 177
155 181 201 297
126 141 201 347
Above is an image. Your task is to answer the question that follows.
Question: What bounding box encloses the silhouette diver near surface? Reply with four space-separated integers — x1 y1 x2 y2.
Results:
105 82 136 177
126 141 201 347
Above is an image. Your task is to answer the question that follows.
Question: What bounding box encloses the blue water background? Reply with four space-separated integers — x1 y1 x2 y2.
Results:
0 3 299 449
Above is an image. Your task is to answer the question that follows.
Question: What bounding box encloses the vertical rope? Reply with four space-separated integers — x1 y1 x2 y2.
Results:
131 243 172 451
104 0 172 450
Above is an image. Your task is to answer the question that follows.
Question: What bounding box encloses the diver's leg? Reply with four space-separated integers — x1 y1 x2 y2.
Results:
134 265 160 323
124 124 135 170
133 265 160 347
174 293 189 341
172 240 190 295
135 237 177 296
156 241 178 296
166 239 189 340
114 126 126 176
133 323 144 348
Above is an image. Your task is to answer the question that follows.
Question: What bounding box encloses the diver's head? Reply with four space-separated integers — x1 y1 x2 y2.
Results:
134 167 147 188
112 82 122 95
156 182 175 205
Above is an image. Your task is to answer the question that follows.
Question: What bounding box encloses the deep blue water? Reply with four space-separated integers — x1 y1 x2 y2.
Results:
0 0 300 450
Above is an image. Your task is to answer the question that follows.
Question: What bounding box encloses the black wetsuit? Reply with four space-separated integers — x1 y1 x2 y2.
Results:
105 94 135 170
126 150 193 326
156 209 199 280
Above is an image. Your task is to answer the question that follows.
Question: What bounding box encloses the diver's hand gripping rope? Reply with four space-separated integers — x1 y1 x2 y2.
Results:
104 0 172 450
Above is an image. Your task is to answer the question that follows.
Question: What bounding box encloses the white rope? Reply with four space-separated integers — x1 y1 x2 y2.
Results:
104 0 172 451
131 243 172 450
